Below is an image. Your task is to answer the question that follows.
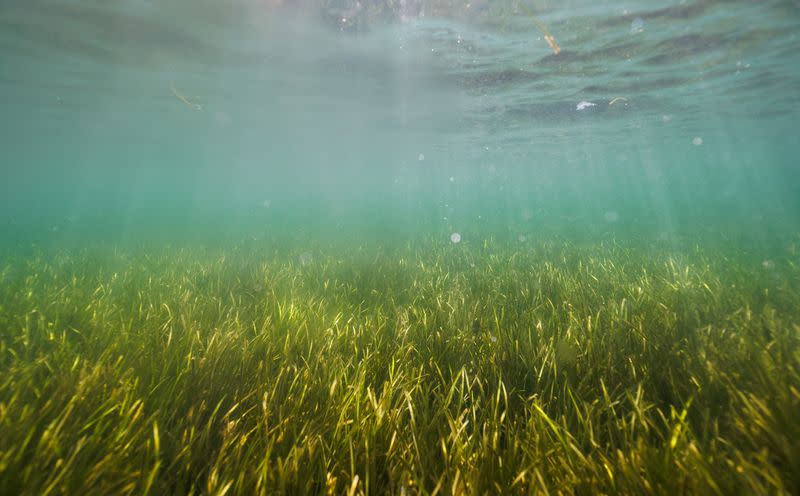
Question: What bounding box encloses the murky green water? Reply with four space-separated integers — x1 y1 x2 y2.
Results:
1 0 798 248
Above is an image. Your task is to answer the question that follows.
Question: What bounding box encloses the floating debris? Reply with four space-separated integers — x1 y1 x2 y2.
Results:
171 84 202 111
609 97 628 106
693 137 704 146
450 232 462 244
577 101 597 111
543 34 561 55
518 4 561 55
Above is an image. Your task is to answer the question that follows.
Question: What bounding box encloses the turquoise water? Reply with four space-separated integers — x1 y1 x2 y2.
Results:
1 0 799 247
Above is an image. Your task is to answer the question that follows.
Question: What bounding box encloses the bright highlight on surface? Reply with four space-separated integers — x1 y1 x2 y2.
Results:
631 17 645 34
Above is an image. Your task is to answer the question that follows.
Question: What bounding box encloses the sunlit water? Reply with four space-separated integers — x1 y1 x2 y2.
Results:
1 0 798 249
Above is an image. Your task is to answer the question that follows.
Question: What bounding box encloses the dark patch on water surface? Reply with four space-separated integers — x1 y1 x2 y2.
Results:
727 70 798 95
530 40 642 68
0 19 115 63
587 41 641 60
537 50 583 65
0 1 217 64
452 68 545 89
643 33 729 66
582 76 690 94
597 1 711 27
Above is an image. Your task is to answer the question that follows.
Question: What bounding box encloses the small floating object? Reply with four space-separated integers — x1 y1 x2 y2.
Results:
518 4 561 55
576 101 596 111
608 97 628 106
450 232 461 244
171 83 202 111
543 34 561 55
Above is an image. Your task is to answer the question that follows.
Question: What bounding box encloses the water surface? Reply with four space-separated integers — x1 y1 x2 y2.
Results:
1 0 798 248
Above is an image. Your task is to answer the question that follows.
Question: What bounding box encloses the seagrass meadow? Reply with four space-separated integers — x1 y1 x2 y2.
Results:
1 234 799 495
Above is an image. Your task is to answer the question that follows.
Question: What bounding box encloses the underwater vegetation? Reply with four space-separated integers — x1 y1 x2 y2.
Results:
0 237 798 494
